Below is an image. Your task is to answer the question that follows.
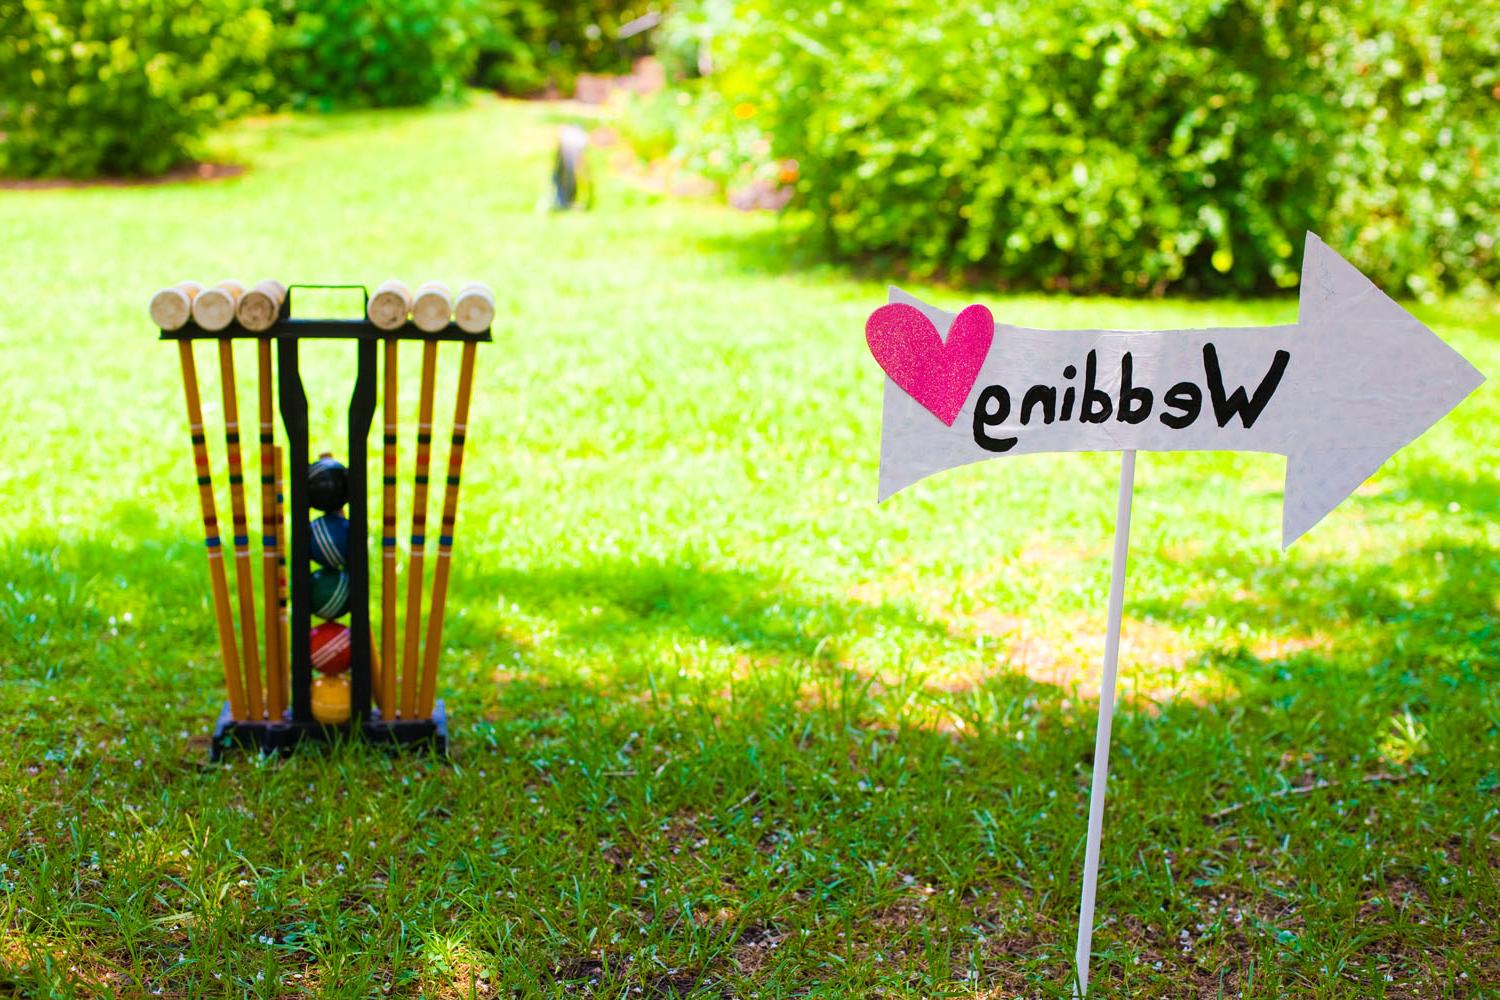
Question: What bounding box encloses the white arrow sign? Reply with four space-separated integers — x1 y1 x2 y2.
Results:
876 233 1484 546
867 232 1485 997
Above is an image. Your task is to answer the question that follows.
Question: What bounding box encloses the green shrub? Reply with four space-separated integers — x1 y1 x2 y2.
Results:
618 84 789 198
469 0 553 95
692 0 1498 296
265 0 476 109
469 0 655 96
0 0 274 178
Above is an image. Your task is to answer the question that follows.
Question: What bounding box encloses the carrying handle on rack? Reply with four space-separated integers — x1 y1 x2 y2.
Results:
284 284 370 322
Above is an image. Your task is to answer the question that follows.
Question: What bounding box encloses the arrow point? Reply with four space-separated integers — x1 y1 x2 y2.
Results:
1285 233 1485 545
1298 231 1397 325
1282 446 1394 548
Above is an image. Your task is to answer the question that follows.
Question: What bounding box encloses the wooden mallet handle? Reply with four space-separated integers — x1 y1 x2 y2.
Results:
418 340 478 717
400 339 440 716
177 341 248 720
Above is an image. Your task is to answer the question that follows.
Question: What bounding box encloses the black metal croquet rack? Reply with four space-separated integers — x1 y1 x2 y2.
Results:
161 286 491 760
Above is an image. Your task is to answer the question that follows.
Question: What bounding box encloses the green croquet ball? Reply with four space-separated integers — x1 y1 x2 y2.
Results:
310 568 350 620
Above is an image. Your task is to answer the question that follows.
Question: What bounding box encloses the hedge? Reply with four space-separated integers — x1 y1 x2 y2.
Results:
263 0 476 110
470 0 655 96
0 0 274 178
701 0 1499 296
0 0 655 178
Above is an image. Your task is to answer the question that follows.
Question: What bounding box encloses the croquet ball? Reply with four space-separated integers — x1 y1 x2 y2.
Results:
311 512 350 569
310 673 351 725
309 621 351 675
308 457 349 511
310 568 350 620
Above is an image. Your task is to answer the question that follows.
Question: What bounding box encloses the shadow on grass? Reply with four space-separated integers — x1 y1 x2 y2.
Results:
0 502 965 722
5 497 1495 722
1375 467 1500 520
2 505 1497 998
442 556 952 664
1131 540 1497 638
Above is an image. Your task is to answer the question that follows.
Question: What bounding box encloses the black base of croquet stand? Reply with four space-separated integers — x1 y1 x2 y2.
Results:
209 700 449 761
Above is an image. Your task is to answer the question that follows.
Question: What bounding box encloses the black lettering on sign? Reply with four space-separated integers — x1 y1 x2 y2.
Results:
1060 364 1078 420
962 341 1292 447
1080 350 1112 423
972 385 1017 452
1021 385 1056 425
1117 352 1152 425
1203 344 1290 428
1160 382 1203 429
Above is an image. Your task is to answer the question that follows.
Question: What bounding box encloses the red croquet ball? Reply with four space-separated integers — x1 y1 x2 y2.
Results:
310 621 351 675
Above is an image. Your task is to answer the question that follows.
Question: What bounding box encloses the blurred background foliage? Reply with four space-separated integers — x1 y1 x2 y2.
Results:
467 0 655 96
2 0 1495 297
261 0 478 109
1 0 650 171
0 0 276 177
640 0 1499 297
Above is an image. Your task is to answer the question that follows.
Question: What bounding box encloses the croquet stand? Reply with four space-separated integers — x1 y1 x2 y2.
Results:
161 286 489 760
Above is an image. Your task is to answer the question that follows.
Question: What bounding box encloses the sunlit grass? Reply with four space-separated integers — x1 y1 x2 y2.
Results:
0 94 1496 998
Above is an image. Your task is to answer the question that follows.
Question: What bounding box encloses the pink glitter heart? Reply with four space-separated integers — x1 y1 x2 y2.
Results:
866 302 994 426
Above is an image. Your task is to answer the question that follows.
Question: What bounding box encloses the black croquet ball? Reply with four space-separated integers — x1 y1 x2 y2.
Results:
308 457 348 512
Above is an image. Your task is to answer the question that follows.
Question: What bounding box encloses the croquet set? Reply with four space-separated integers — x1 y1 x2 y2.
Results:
150 279 493 759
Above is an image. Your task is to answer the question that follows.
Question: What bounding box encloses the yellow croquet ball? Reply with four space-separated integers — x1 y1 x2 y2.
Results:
310 673 352 725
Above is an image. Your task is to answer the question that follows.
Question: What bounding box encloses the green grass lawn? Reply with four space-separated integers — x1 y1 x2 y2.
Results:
1 95 1497 999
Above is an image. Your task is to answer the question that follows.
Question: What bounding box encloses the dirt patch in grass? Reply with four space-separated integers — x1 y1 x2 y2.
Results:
1 162 245 190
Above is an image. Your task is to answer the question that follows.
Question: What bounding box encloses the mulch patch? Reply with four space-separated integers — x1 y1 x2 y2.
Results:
0 161 244 191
